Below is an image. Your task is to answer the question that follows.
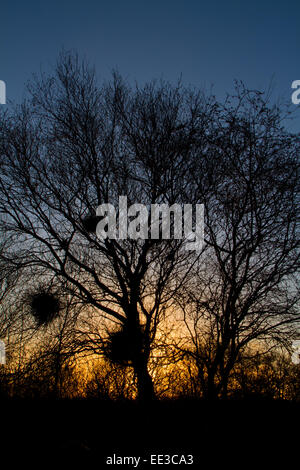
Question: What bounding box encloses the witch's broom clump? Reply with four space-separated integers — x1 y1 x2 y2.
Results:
29 289 61 326
104 326 145 366
81 214 100 233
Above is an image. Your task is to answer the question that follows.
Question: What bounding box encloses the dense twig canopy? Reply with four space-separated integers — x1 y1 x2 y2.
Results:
0 53 299 399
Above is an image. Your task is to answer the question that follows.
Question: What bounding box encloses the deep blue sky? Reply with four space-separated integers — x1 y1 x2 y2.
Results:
1 0 299 129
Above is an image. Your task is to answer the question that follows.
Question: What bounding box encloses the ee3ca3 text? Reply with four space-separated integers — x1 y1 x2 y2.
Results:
150 455 194 465
106 454 194 466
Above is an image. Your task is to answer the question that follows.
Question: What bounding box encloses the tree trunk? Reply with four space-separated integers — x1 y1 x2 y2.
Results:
203 370 219 400
134 354 156 401
126 289 156 401
221 379 229 399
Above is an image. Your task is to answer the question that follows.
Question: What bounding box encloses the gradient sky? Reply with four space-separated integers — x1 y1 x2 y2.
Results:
1 0 299 130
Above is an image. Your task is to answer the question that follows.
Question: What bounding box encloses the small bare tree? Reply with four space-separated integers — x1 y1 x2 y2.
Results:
179 85 300 399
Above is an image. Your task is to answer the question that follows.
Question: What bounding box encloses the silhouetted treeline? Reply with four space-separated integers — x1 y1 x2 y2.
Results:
0 347 299 401
0 51 299 401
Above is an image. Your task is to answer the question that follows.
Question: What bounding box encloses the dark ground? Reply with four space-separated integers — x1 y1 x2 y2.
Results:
0 398 299 468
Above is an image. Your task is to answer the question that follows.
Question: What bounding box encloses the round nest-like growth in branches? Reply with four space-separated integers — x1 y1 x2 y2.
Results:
104 326 145 365
30 290 61 326
81 214 99 233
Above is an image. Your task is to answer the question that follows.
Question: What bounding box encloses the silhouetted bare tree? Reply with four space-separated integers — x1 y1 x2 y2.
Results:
1 54 299 401
0 51 212 400
178 84 300 398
